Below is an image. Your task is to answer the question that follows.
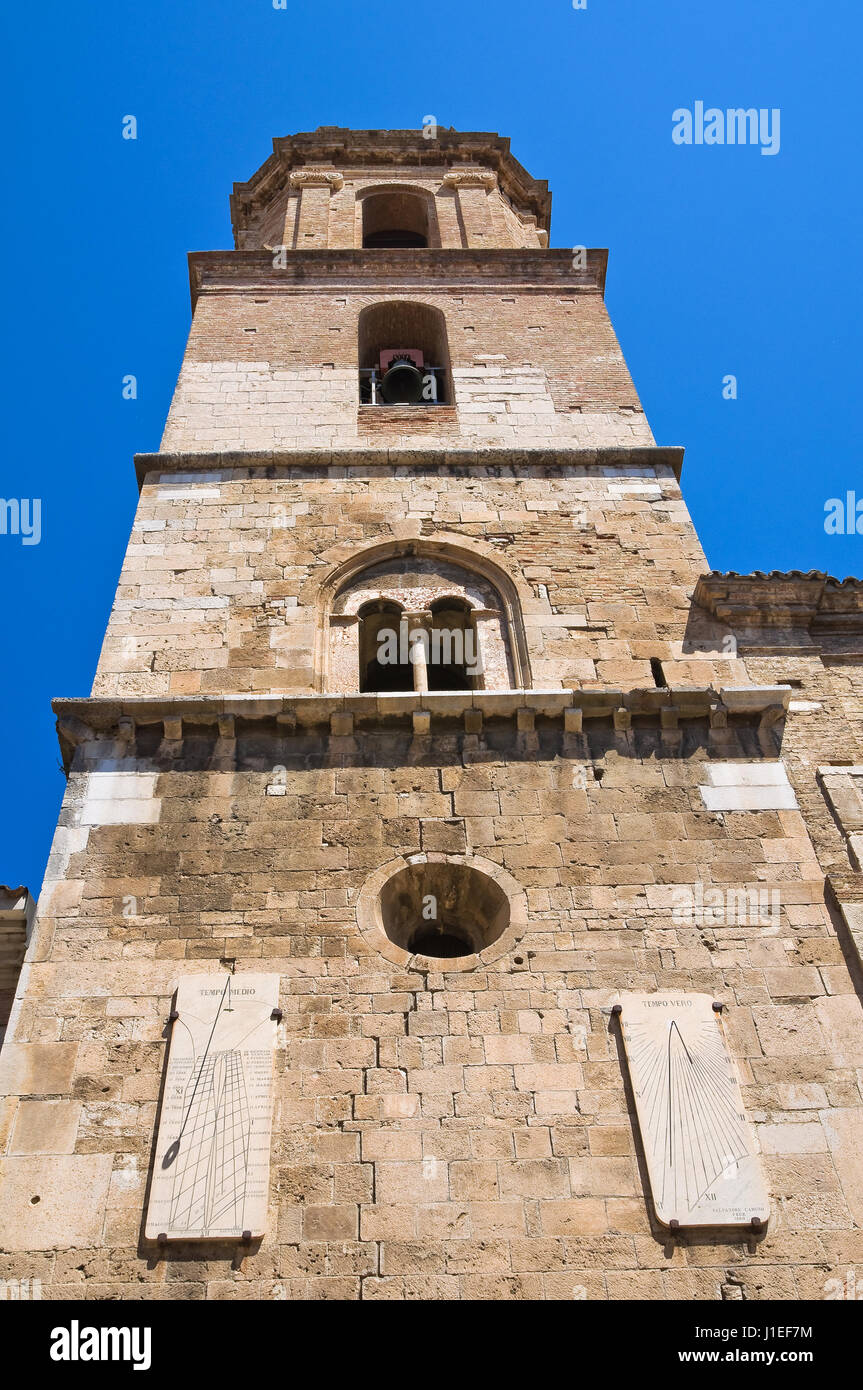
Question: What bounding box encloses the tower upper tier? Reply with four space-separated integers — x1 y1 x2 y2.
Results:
162 126 656 454
229 127 552 251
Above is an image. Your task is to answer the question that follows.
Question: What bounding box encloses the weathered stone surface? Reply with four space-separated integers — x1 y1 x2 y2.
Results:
9 1100 81 1155
0 1155 113 1250
820 1109 863 1226
0 1044 78 1097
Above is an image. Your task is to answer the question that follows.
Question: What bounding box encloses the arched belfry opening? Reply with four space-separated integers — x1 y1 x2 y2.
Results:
323 545 529 694
358 301 453 406
361 189 432 248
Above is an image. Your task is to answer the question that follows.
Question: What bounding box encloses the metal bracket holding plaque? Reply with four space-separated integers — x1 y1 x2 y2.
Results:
145 973 279 1242
617 991 769 1230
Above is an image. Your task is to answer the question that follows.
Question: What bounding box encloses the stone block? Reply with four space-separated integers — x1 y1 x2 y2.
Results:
0 1044 78 1097
9 1101 81 1155
0 1155 113 1250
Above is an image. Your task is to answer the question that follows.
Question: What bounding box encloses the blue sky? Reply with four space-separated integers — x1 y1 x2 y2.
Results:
1 0 860 893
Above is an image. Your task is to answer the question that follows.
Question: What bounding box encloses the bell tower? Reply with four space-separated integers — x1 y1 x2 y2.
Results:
3 129 863 1304
157 127 656 470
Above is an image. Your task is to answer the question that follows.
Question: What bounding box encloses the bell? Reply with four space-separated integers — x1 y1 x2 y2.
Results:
380 361 425 404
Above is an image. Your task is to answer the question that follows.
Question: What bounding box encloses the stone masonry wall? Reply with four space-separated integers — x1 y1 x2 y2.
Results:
745 656 863 883
5 129 863 1305
2 721 863 1300
91 462 719 699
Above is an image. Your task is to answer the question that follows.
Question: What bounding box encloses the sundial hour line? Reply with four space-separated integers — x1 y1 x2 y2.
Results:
162 975 232 1170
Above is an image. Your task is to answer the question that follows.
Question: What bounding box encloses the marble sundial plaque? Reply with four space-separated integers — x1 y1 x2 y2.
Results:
145 974 279 1241
617 992 769 1229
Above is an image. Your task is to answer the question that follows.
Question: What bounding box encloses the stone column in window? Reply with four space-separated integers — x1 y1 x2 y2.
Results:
280 189 300 250
406 611 433 693
485 185 511 245
471 608 512 690
329 614 361 692
435 185 464 248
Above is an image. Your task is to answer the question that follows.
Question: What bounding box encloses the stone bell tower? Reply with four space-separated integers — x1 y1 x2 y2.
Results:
2 128 863 1301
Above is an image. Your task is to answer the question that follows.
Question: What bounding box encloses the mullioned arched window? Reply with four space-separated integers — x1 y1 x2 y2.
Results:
325 549 523 694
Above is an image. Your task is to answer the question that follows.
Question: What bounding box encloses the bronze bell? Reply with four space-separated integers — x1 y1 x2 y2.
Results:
380 358 425 404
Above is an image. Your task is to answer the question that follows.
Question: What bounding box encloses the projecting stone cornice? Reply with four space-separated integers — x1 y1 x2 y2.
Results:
54 685 791 773
186 248 607 306
134 445 685 489
694 570 863 641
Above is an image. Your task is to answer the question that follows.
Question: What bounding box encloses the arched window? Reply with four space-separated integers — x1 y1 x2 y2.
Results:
426 597 479 691
358 301 452 406
358 600 413 693
324 548 526 694
357 595 480 694
361 189 432 248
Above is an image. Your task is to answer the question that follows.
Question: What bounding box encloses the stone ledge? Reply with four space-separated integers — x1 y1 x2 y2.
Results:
53 685 790 772
188 249 606 308
135 444 686 488
694 570 863 646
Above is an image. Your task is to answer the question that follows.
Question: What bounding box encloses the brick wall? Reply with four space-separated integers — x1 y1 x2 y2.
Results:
236 167 545 253
161 288 652 454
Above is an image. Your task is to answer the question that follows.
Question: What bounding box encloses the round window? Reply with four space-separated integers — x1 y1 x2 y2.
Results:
356 853 528 971
378 861 510 960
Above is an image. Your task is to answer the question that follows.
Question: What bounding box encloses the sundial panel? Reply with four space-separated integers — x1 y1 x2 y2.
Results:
618 991 769 1229
145 974 279 1241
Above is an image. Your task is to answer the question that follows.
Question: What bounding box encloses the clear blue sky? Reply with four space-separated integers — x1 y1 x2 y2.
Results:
1 0 860 893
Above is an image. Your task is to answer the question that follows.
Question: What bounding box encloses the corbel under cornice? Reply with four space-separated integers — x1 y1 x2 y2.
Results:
53 685 791 774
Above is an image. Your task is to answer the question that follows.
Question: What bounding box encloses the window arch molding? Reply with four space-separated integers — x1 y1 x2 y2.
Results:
355 183 441 249
313 534 533 693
